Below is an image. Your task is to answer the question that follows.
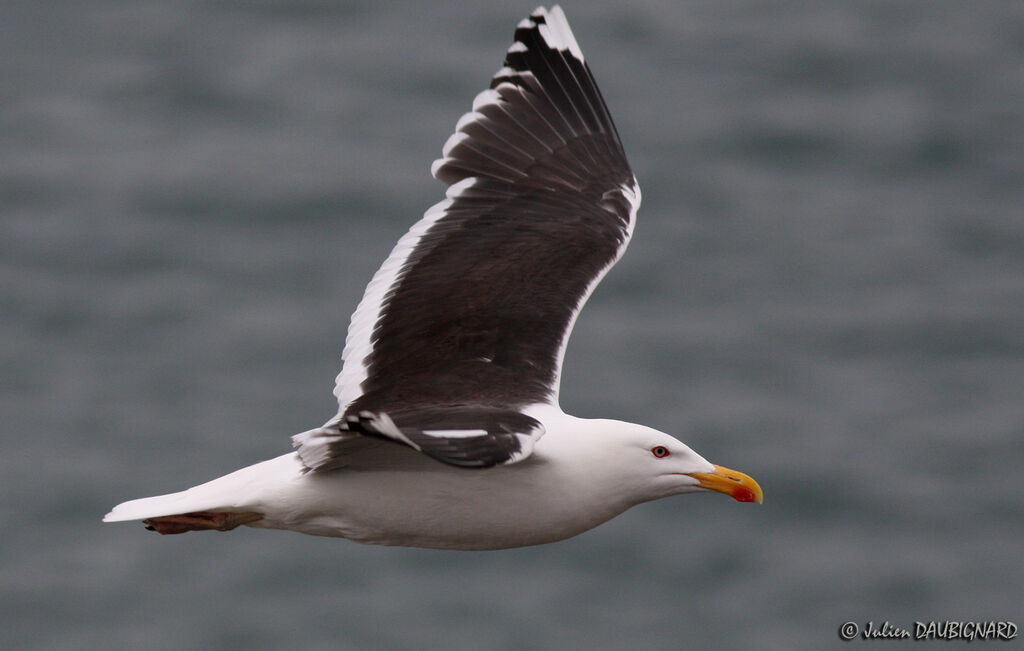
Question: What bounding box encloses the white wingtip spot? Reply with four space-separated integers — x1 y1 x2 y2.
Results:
545 6 585 61
455 111 484 132
446 176 476 199
429 157 444 178
441 131 468 157
471 88 501 112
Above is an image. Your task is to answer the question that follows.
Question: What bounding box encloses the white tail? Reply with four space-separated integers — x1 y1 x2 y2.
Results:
103 453 300 523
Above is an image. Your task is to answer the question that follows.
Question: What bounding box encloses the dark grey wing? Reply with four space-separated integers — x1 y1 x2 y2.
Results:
295 7 640 472
303 406 543 470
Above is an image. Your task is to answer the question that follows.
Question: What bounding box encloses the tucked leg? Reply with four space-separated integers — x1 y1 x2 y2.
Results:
143 511 263 535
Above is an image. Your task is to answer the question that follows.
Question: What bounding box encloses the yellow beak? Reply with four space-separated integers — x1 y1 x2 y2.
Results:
686 464 763 503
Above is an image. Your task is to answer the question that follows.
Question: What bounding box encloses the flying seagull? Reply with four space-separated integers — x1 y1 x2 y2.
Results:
104 5 762 550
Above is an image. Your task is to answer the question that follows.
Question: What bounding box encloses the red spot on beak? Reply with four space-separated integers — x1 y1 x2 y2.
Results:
732 486 758 503
686 464 763 504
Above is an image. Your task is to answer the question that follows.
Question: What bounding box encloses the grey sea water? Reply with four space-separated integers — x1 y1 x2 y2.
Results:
3 1 1023 648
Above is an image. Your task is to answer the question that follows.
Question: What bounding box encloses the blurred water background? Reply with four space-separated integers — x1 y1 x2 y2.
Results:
3 1 1023 648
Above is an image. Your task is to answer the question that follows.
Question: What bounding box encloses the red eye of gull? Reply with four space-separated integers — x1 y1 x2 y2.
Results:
651 446 670 458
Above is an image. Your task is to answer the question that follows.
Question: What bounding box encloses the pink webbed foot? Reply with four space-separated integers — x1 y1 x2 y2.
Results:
143 511 263 535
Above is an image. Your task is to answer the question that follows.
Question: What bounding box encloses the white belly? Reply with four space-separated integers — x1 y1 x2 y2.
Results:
247 451 631 550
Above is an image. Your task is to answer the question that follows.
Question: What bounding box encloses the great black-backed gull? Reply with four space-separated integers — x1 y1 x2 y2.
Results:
104 6 761 550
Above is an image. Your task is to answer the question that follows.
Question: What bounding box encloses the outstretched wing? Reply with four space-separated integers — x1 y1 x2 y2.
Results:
295 6 640 471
